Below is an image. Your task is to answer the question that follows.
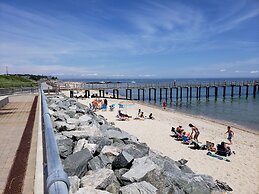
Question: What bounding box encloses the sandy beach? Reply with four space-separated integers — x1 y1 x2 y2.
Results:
63 91 259 194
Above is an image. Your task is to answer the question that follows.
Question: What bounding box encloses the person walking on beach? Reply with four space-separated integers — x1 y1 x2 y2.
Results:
189 123 200 142
163 101 167 110
225 126 234 145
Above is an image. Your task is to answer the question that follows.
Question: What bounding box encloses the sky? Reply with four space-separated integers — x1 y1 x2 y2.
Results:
0 0 259 79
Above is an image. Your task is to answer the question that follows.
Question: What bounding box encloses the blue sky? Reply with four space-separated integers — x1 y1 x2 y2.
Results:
0 0 259 79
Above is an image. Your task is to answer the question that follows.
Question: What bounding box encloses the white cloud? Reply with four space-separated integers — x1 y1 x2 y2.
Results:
220 69 226 72
250 70 258 74
235 70 240 73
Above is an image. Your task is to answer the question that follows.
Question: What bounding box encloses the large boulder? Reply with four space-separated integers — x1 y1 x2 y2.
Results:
119 181 157 194
63 148 93 178
68 176 80 194
80 168 118 190
74 187 111 194
62 129 102 140
57 138 73 159
101 145 121 156
122 142 149 159
122 157 159 182
55 121 76 132
66 118 79 125
73 139 87 154
112 151 134 170
88 154 112 170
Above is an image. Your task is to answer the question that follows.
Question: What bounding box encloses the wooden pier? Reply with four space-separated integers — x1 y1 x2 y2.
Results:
57 80 259 101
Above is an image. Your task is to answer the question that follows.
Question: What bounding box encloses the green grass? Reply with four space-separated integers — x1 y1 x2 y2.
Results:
0 75 38 88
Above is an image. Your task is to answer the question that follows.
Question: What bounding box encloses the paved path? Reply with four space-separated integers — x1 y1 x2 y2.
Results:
0 95 39 194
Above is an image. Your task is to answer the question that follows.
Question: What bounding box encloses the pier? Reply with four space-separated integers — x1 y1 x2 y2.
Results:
58 80 259 101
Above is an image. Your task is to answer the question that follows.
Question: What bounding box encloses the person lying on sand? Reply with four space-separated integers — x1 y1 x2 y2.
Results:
182 132 192 144
176 125 184 134
118 110 132 118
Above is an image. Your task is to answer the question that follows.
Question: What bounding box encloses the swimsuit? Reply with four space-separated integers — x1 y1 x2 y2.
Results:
227 133 233 140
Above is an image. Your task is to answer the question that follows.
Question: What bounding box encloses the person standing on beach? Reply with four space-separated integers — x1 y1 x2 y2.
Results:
189 123 200 142
104 98 108 106
225 126 234 145
163 101 167 110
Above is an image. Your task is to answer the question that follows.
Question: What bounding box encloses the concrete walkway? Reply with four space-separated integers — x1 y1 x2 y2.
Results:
0 95 40 194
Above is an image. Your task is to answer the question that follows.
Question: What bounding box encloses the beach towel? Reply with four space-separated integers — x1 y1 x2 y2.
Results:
207 152 230 162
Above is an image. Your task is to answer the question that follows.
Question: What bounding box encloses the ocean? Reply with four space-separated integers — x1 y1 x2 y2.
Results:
63 78 259 132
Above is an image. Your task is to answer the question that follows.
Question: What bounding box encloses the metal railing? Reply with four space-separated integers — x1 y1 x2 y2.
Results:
41 88 70 194
0 87 38 96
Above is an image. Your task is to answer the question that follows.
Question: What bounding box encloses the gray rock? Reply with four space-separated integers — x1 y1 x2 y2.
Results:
112 151 134 170
88 154 112 170
122 142 149 159
63 148 93 178
103 130 133 140
114 168 129 185
119 181 157 194
101 145 121 156
55 133 68 140
62 129 102 140
83 143 98 154
122 157 159 182
65 110 77 118
68 176 80 194
53 112 69 122
74 187 111 194
80 168 118 190
57 138 73 159
78 114 92 123
67 118 79 125
55 121 76 132
93 138 113 154
69 105 77 111
73 139 87 154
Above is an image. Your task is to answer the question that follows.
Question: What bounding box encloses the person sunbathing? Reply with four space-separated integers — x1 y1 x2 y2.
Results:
176 125 184 134
118 110 132 118
182 132 191 144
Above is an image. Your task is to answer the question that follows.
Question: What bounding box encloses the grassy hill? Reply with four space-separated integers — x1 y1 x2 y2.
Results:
0 75 38 88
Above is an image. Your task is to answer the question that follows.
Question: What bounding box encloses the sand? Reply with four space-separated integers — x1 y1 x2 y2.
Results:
63 91 259 194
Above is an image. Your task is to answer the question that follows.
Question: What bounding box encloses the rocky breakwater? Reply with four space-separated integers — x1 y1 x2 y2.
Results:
47 95 228 194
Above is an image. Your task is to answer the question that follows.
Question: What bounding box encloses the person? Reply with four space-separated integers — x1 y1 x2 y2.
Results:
176 125 184 134
182 132 191 144
189 123 200 142
139 111 144 118
118 110 132 118
163 101 166 110
216 142 232 156
104 98 108 106
225 126 234 145
148 113 155 120
138 109 141 117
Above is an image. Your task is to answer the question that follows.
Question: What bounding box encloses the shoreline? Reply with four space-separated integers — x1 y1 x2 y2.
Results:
136 100 259 135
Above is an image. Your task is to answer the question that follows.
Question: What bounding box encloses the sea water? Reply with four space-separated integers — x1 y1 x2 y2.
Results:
64 78 259 131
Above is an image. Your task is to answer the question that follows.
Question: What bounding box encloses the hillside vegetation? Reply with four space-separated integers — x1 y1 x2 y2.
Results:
0 75 38 88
